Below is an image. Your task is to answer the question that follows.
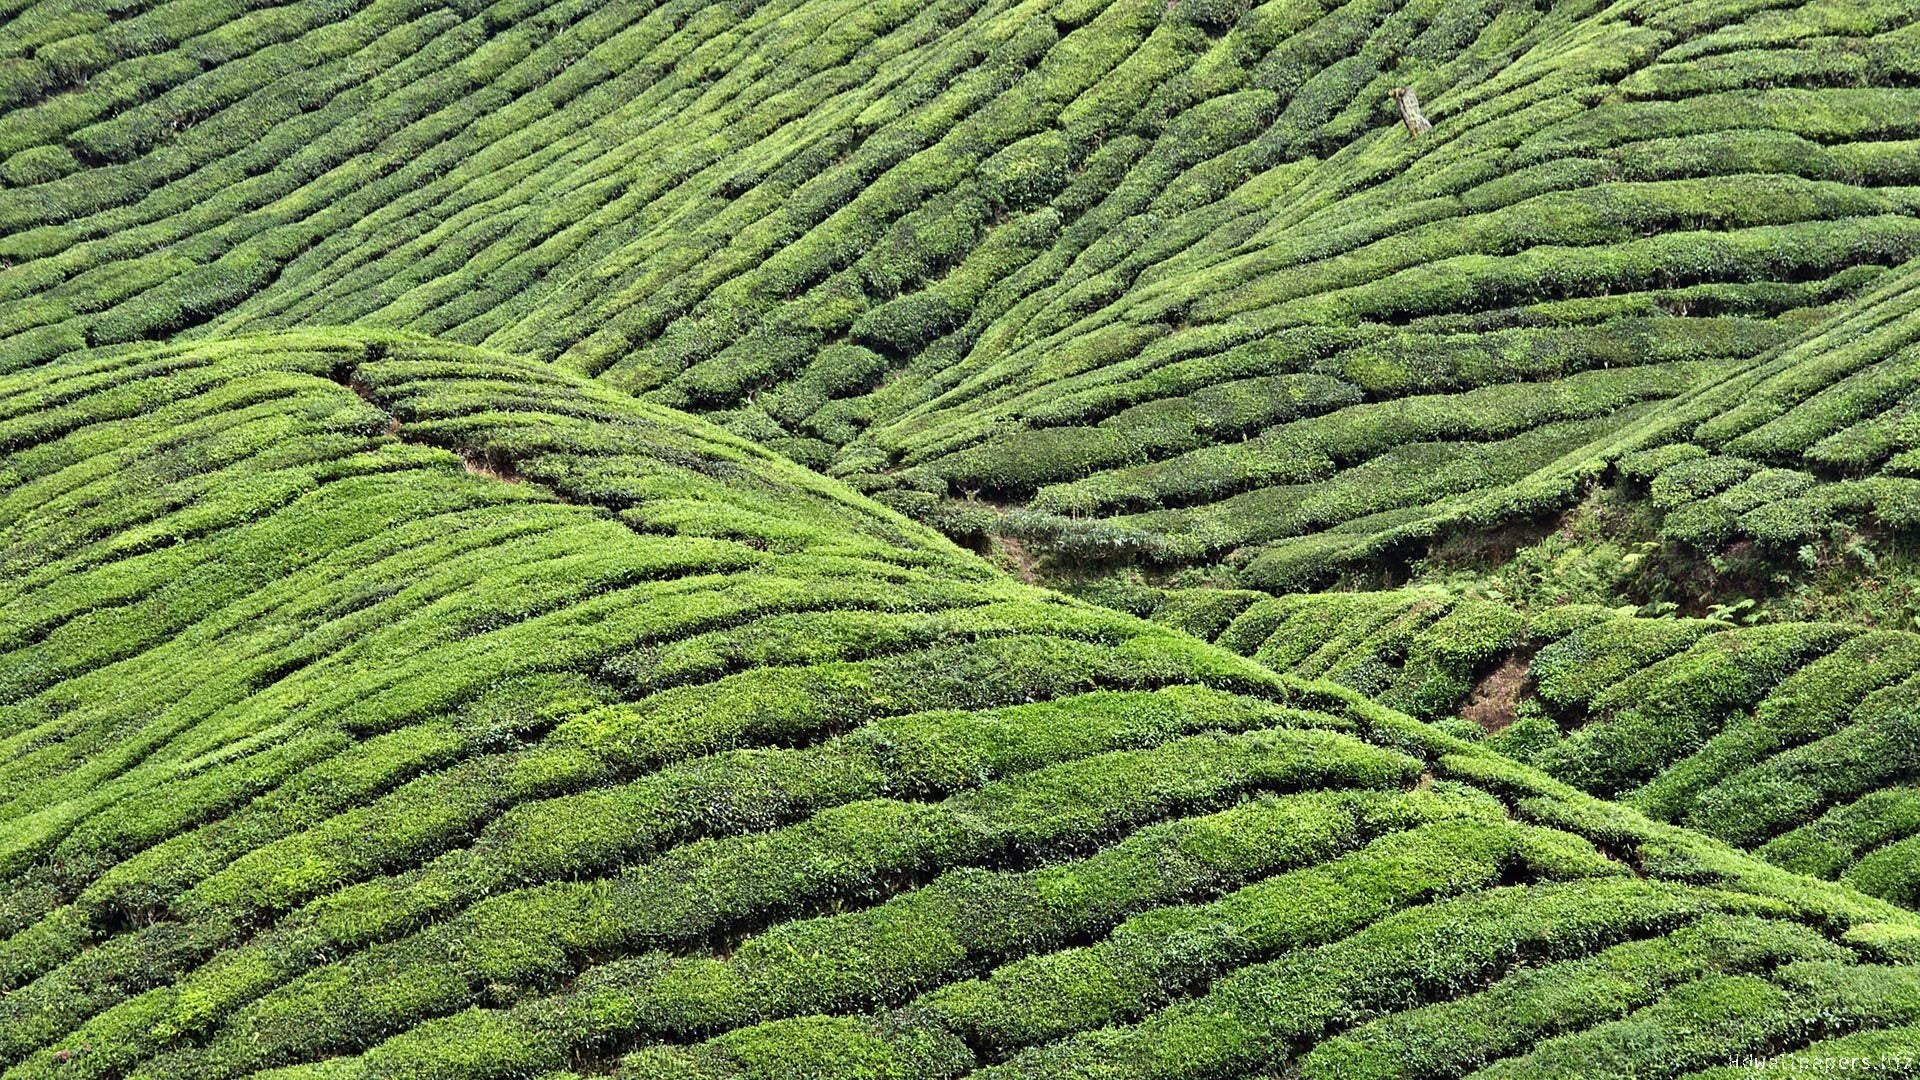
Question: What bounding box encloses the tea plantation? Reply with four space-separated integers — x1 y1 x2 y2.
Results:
4 330 1920 1079
10 0 1920 1076
1 0 1918 581
1106 586 1920 904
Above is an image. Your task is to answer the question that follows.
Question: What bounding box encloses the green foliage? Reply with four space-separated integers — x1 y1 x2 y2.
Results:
1299 914 1848 1080
975 878 1789 1079
9 0 1920 1073
8 330 1920 1080
0 0 1903 594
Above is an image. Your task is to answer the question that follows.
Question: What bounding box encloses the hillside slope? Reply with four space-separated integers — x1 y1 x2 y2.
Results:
6 331 1920 1078
1080 253 1920 911
1 0 1918 585
1118 584 1920 909
12 0 1920 1075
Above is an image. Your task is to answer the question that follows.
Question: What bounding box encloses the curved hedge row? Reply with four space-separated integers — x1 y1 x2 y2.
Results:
4 330 1919 1079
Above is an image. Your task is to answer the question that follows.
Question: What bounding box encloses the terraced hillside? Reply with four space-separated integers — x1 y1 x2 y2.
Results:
13 0 1920 1075
0 0 1916 587
1130 587 1920 908
5 330 1920 1078
1577 251 1920 577
1078 253 1920 877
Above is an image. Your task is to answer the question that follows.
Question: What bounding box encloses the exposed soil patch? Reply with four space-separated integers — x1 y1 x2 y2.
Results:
1461 655 1530 734
993 534 1040 584
334 361 540 490
459 449 526 484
